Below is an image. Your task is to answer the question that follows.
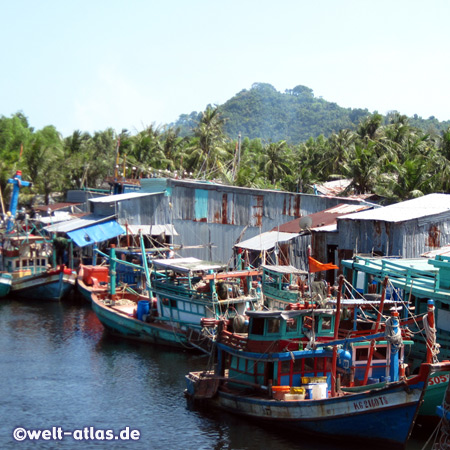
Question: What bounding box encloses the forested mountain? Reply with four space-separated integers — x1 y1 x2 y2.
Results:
173 83 450 144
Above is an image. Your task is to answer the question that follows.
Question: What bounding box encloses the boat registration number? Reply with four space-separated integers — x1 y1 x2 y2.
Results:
353 396 388 411
428 373 450 386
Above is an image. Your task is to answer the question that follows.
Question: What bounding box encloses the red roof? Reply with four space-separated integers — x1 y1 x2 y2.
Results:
34 202 81 212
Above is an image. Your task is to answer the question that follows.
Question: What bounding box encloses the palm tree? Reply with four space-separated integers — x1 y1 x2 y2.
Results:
259 141 292 187
340 142 380 195
188 106 228 179
24 126 65 204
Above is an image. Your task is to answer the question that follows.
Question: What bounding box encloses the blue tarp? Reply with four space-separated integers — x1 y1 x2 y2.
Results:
67 220 126 247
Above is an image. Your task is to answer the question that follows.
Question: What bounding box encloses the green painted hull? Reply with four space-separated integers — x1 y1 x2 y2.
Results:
419 371 449 417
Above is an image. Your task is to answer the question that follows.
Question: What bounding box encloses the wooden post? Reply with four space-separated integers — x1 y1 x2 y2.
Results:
426 299 436 364
331 274 344 397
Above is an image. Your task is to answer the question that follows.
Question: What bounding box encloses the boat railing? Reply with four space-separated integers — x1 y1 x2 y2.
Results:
152 279 214 301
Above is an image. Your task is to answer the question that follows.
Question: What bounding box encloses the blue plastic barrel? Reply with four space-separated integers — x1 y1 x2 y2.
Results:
137 300 150 321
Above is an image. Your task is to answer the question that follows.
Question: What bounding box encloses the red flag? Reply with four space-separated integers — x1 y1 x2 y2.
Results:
308 256 339 273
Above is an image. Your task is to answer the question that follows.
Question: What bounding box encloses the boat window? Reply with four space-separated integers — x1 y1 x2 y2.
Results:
198 305 205 315
170 299 177 308
293 358 303 373
15 261 20 269
280 360 291 375
41 259 46 266
267 318 280 334
191 304 197 313
320 316 333 331
355 348 369 361
29 260 34 266
373 346 387 360
162 298 169 306
250 318 265 335
303 358 315 372
286 317 299 334
230 357 238 369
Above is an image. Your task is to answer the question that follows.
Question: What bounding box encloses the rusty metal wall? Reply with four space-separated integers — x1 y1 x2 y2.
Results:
338 217 450 258
106 178 374 266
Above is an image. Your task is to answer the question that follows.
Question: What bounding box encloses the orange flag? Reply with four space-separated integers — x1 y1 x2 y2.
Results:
308 256 339 273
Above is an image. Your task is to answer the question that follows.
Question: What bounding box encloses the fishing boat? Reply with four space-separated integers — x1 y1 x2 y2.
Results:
185 276 450 447
0 272 12 298
0 170 76 301
90 247 263 353
341 254 450 424
1 233 76 301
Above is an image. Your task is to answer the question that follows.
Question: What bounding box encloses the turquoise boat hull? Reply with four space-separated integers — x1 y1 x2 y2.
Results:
0 273 12 298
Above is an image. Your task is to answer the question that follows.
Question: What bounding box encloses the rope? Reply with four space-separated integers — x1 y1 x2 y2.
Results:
423 314 441 363
384 316 403 353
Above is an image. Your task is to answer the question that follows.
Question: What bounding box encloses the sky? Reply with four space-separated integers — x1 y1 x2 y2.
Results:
1 0 449 138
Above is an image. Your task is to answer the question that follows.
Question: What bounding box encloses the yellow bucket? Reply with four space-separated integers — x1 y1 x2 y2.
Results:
290 386 305 395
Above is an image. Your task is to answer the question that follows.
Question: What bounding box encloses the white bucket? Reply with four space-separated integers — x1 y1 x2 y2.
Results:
304 383 328 399
310 382 328 399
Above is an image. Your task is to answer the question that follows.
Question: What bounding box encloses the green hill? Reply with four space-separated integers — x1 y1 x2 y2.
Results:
172 83 450 144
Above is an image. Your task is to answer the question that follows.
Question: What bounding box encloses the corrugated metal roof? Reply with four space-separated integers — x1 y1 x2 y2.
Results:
124 224 178 236
235 231 300 251
89 192 157 203
273 203 372 233
44 214 117 233
261 264 308 275
421 245 450 258
151 257 226 272
36 211 74 225
315 179 351 196
340 193 450 223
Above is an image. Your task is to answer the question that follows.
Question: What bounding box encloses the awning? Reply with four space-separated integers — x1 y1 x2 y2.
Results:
235 231 300 251
67 220 126 247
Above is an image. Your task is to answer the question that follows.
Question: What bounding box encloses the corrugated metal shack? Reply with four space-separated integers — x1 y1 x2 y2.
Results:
265 204 374 280
337 193 450 259
87 177 374 266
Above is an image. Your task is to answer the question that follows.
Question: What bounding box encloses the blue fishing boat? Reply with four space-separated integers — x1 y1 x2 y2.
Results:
185 276 450 447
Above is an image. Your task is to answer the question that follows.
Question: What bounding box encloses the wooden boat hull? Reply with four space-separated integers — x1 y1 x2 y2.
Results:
0 273 12 298
10 269 76 301
186 375 424 447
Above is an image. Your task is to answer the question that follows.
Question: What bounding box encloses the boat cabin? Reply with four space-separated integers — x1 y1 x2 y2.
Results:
1 234 52 279
150 257 262 329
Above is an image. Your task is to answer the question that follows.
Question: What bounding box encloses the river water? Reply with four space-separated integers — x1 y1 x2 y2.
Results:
0 297 435 449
